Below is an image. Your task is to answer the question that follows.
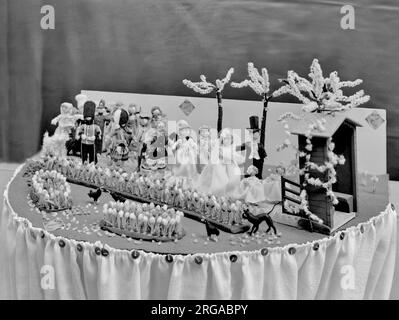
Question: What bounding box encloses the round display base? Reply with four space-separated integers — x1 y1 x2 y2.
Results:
7 163 389 255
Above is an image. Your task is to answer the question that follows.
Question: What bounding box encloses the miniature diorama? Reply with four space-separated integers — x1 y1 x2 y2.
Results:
34 59 384 242
9 58 390 296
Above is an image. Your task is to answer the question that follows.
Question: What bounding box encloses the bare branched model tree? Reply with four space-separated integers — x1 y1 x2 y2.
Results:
183 68 234 133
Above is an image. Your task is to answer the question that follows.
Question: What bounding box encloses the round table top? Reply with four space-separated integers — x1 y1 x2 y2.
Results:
7 162 389 255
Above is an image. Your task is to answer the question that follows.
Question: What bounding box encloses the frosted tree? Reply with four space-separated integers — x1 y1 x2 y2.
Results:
274 59 370 226
273 58 370 113
182 68 234 133
231 62 273 176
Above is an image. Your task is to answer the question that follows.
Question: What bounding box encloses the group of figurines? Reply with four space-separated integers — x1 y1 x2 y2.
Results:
103 200 184 238
46 95 281 205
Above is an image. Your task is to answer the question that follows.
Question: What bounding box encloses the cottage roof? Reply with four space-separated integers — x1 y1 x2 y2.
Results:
287 112 362 138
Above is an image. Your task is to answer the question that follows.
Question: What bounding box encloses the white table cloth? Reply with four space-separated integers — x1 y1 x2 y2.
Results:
0 167 397 299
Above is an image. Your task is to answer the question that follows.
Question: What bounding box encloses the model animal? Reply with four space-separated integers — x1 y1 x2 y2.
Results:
242 203 279 236
203 219 220 241
108 191 127 203
88 187 104 203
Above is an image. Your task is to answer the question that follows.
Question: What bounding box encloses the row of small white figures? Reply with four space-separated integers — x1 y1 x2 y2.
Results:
103 200 184 238
43 156 247 225
31 170 72 209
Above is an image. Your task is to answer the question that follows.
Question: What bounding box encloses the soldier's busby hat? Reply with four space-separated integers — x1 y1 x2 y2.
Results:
83 101 96 119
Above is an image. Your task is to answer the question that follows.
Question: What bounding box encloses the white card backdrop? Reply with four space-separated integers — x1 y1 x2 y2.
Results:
82 90 387 175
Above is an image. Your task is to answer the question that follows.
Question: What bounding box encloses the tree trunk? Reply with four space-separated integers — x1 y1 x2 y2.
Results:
259 96 268 178
216 91 223 134
260 97 268 146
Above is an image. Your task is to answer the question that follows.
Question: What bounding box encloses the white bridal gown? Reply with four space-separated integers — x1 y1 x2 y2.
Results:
196 144 244 197
172 137 199 184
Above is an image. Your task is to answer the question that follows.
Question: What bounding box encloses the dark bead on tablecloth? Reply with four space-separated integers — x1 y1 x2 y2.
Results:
340 232 345 240
229 254 238 262
194 256 203 265
165 254 173 263
95 247 101 255
77 244 83 252
261 248 268 256
59 239 66 248
40 230 45 238
313 243 319 251
131 250 140 259
101 248 109 257
360 225 365 233
288 247 296 255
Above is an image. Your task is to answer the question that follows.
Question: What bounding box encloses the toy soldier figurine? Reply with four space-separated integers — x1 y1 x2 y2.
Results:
237 116 267 179
75 101 102 164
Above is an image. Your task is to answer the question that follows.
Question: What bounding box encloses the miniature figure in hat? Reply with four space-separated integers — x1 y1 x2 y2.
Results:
75 101 102 164
105 108 132 166
171 120 199 182
150 106 166 129
237 116 267 179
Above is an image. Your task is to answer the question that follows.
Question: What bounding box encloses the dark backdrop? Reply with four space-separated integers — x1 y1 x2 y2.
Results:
1 0 398 178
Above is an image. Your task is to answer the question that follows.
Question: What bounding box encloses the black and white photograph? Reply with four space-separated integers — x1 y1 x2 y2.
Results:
0 0 398 304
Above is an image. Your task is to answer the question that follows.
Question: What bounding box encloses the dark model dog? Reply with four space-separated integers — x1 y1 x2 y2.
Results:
242 203 280 236
108 191 127 203
88 187 105 203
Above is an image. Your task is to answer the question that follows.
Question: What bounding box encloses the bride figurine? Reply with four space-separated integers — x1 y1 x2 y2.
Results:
171 120 199 184
237 165 267 203
196 128 244 197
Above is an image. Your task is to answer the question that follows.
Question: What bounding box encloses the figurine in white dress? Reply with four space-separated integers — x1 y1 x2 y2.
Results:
237 165 267 203
43 102 82 158
196 128 244 197
171 120 199 183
